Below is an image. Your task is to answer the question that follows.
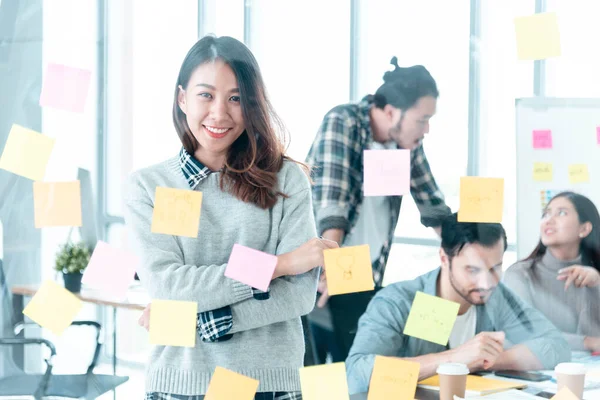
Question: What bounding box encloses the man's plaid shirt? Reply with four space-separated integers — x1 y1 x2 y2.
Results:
306 96 451 286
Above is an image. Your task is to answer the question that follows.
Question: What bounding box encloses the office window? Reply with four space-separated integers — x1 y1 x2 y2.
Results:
545 0 600 97
199 0 245 41
247 0 351 161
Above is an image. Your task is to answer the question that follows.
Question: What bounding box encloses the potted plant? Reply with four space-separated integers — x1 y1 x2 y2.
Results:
54 241 91 293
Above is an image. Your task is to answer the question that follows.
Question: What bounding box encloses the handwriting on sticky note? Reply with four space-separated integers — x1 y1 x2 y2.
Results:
458 177 504 223
533 162 553 182
532 130 553 149
149 299 198 347
368 356 420 400
225 244 277 292
82 241 139 300
324 245 374 296
33 181 82 228
568 164 589 184
403 291 460 346
0 124 55 181
363 149 411 196
23 280 83 336
39 63 92 113
514 12 561 61
299 362 350 400
205 366 259 400
151 187 202 238
551 387 579 400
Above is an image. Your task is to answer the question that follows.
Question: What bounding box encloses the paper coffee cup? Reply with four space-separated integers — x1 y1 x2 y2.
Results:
555 363 586 399
437 363 469 400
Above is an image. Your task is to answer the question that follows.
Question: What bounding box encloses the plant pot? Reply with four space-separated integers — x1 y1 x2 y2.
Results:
63 272 83 293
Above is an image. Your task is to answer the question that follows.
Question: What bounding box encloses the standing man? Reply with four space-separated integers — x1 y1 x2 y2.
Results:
305 57 452 361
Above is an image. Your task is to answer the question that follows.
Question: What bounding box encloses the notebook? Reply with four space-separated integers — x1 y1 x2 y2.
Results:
418 375 527 396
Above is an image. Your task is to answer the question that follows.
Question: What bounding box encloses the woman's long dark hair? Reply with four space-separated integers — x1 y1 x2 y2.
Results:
173 35 304 209
525 191 600 271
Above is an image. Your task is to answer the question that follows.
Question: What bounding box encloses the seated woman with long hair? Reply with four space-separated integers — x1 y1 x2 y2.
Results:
504 192 600 352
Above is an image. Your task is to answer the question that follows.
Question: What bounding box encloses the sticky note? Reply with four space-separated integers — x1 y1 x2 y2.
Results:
551 387 579 400
596 127 600 145
532 129 553 149
82 241 139 300
149 299 198 347
299 362 350 400
363 149 410 196
224 244 277 292
324 245 374 296
204 367 259 400
151 187 202 238
0 124 55 181
33 181 82 228
458 177 504 223
403 291 460 346
533 162 553 182
39 63 92 113
568 164 589 184
368 356 420 400
23 280 83 336
514 12 561 61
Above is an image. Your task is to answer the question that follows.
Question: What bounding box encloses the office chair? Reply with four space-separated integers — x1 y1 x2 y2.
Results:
0 258 129 399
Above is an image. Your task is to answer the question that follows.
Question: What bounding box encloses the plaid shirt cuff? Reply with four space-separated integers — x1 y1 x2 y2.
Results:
197 306 234 343
252 287 270 300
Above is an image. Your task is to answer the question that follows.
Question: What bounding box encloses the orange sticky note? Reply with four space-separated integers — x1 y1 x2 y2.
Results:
533 162 553 182
151 187 202 238
204 367 259 400
149 299 197 347
0 124 55 181
33 181 82 228
551 387 579 400
299 362 350 400
458 177 504 223
514 12 561 60
23 280 83 336
324 245 374 296
368 356 420 400
568 164 589 184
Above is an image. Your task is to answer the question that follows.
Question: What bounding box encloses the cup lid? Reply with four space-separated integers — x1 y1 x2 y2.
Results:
436 363 469 376
555 363 586 375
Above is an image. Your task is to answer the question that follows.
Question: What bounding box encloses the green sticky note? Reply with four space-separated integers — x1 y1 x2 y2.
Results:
403 291 460 346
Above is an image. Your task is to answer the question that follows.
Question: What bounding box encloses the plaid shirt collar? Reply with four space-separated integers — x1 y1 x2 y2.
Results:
357 95 374 134
179 147 212 189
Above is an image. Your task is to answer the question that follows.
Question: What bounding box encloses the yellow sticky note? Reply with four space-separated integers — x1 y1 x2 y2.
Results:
33 181 82 228
23 280 83 336
533 162 553 182
0 124 55 181
205 366 259 400
551 387 579 400
368 356 420 400
149 299 197 347
514 12 561 61
403 291 460 346
299 362 350 400
151 187 202 238
324 245 374 296
568 164 589 183
458 177 504 223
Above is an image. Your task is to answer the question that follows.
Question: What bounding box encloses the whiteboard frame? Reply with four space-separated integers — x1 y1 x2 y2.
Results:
515 97 600 259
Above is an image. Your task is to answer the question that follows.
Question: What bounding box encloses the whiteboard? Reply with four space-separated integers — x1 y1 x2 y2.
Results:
516 98 600 259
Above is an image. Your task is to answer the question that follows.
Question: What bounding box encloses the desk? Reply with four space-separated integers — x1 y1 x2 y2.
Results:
11 284 147 376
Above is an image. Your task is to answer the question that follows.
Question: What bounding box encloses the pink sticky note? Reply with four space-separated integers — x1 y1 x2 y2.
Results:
533 129 553 149
596 126 600 145
82 241 139 300
363 149 411 197
39 63 92 113
225 244 277 292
